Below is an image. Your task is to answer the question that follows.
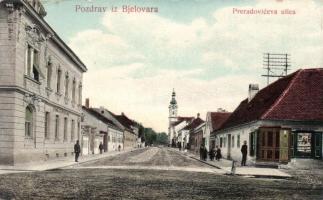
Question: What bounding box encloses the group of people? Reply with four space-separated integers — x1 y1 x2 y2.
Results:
199 141 248 166
73 140 122 162
199 145 222 161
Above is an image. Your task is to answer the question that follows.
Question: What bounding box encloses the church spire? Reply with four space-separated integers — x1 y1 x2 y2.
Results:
170 88 177 105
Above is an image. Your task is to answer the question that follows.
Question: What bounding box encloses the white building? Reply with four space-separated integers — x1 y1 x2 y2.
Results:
0 0 87 165
204 111 231 151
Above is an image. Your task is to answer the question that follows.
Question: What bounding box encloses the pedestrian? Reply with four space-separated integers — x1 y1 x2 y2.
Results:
203 147 208 161
199 145 204 160
118 144 121 151
209 147 215 161
215 146 222 161
99 142 104 154
241 140 248 166
74 140 81 162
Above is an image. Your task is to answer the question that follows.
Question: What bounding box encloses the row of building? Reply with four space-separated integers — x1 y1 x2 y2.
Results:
0 0 142 165
169 68 323 166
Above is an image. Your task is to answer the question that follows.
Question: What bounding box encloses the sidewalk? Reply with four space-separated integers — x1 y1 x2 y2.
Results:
173 148 292 179
0 148 140 174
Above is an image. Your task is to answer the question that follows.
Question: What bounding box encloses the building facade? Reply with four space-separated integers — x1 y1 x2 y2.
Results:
0 0 87 165
215 69 323 165
186 115 205 154
115 113 139 150
81 100 124 155
205 111 231 151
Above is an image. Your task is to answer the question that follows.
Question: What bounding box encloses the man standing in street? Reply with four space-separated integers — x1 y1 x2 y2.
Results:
241 141 248 166
99 142 104 154
74 140 81 162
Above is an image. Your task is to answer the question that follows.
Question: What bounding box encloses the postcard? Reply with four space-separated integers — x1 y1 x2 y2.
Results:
0 0 322 199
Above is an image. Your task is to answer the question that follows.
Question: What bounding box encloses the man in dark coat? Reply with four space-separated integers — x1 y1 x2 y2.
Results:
99 142 104 154
209 147 215 161
199 145 204 160
215 146 222 161
74 140 81 162
203 147 208 161
241 141 248 166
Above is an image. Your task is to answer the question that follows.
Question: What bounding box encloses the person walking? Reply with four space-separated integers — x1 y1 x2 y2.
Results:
215 146 222 161
74 140 81 162
241 141 248 166
209 147 215 161
199 145 204 160
203 146 208 161
118 144 121 152
99 142 104 154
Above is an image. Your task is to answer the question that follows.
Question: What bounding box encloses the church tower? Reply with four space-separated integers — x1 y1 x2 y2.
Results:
169 89 178 122
168 89 178 145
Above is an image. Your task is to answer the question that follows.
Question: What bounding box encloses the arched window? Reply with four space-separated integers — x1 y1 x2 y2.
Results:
25 106 34 137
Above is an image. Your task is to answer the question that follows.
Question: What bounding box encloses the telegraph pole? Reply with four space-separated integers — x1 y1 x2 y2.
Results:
262 53 291 85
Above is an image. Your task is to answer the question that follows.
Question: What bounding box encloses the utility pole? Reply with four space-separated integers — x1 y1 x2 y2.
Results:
262 53 291 85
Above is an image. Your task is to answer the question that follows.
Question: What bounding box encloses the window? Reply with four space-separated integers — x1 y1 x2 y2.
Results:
46 62 52 88
224 137 226 148
232 136 235 148
55 115 59 140
71 119 75 141
64 117 68 141
220 137 223 148
237 134 240 148
249 132 256 156
65 73 69 97
57 68 62 93
25 106 33 137
45 112 50 139
25 44 40 82
72 79 76 102
78 83 82 105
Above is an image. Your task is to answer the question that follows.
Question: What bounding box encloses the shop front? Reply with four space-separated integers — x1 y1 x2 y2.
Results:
256 127 322 163
291 131 322 160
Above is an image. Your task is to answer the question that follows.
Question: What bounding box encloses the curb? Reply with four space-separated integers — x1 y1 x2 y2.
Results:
169 148 292 179
48 148 142 171
188 156 222 169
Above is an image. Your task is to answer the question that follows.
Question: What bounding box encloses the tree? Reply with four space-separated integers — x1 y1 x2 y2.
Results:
156 132 168 145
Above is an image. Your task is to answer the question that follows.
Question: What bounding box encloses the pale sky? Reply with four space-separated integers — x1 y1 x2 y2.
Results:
43 0 323 132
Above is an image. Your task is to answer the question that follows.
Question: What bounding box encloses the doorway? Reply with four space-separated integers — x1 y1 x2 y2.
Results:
257 127 290 162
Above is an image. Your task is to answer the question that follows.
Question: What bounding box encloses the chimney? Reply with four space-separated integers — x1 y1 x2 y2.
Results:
121 112 125 116
99 106 105 114
217 108 226 112
197 113 200 118
85 98 90 108
248 84 259 102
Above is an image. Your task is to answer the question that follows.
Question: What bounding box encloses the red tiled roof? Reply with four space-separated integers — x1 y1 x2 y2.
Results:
220 68 323 130
182 118 205 131
210 112 231 131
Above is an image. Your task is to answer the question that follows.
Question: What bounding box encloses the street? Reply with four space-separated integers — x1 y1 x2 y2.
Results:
0 147 322 200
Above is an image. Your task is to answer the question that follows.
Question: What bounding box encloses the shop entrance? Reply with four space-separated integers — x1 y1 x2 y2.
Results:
257 127 290 162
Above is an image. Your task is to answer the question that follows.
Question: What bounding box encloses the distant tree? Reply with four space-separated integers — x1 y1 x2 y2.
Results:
156 132 168 145
138 123 145 142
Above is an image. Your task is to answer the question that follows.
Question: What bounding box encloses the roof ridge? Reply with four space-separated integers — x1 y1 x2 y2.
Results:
261 69 302 119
